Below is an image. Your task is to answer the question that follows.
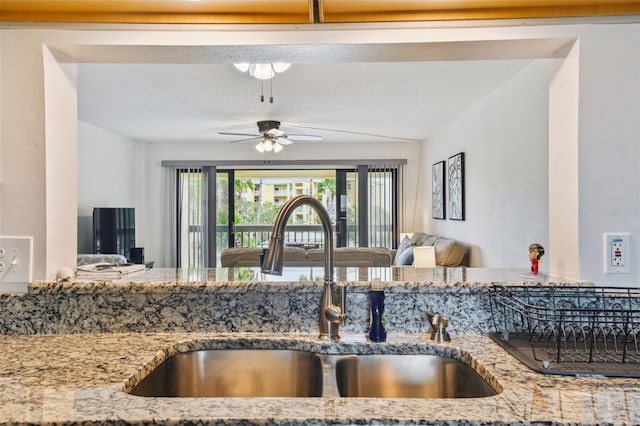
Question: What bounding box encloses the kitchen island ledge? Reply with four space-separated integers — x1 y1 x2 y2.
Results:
1 267 590 336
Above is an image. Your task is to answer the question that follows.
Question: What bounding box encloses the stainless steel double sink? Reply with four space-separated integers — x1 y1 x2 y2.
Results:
128 349 498 398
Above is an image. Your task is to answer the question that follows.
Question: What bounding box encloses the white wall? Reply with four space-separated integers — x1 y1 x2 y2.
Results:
549 41 580 280
419 60 550 269
77 121 143 253
1 30 48 279
78 122 140 217
1 21 639 283
44 46 79 275
576 25 640 286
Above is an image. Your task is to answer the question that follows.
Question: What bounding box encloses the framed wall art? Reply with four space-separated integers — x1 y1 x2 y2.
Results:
447 152 465 220
432 161 445 219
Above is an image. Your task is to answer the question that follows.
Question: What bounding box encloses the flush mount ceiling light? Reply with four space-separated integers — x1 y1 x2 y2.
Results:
233 63 291 80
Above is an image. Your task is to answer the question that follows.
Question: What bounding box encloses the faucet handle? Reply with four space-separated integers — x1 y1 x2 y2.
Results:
431 314 441 326
429 314 451 342
432 314 448 328
325 283 347 324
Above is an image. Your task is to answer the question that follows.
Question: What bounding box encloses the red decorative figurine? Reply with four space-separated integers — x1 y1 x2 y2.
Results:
528 243 545 275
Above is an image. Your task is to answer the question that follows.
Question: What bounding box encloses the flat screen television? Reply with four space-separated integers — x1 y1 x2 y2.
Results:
93 207 135 259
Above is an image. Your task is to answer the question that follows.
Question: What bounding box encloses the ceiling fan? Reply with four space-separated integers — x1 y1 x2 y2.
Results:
219 120 322 152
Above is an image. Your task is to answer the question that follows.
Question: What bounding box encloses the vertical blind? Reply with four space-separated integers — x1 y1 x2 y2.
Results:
366 163 400 249
177 167 208 268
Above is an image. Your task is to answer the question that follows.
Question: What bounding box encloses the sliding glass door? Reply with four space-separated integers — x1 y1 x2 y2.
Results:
231 170 336 249
336 166 397 249
174 165 400 267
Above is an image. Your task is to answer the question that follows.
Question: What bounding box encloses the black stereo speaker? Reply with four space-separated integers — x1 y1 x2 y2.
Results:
129 247 145 264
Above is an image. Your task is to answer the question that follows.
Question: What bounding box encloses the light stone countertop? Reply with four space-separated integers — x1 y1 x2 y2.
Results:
3 267 589 336
1 331 639 426
27 267 588 294
3 268 635 426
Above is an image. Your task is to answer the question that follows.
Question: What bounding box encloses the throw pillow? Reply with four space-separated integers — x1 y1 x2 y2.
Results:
396 236 413 256
410 232 430 246
394 245 415 266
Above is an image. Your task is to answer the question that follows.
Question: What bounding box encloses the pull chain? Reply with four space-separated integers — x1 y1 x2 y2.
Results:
260 77 274 103
270 77 274 103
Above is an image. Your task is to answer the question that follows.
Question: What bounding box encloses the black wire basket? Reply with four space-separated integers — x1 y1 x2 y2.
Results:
488 285 640 377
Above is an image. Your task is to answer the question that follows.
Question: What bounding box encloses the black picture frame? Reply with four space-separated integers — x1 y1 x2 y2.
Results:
447 152 465 220
432 161 445 219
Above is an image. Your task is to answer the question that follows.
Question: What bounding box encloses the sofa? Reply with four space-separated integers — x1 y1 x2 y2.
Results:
392 232 468 267
220 233 467 268
221 246 393 268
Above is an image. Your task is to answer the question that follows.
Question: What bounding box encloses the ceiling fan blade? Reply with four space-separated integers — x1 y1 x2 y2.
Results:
218 132 260 137
228 136 261 144
277 138 294 145
285 125 420 142
285 134 322 141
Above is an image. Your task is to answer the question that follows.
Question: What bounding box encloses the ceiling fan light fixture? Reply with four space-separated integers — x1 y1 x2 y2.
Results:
233 63 250 73
234 63 291 80
254 137 284 154
249 63 275 80
272 62 291 73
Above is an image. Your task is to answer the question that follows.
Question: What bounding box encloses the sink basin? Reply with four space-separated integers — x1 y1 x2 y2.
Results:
335 354 497 398
128 349 323 397
128 348 498 399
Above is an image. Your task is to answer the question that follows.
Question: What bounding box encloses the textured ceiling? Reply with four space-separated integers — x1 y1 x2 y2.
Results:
78 59 538 145
77 38 573 145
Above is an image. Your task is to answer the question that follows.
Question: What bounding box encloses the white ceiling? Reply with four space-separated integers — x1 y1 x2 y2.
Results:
76 39 570 145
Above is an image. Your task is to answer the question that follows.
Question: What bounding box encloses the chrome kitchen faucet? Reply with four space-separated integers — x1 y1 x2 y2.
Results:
261 195 347 341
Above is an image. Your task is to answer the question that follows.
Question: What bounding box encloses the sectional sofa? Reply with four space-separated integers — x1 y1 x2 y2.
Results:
220 233 468 268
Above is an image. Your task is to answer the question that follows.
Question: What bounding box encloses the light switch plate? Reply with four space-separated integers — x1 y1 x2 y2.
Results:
0 236 33 284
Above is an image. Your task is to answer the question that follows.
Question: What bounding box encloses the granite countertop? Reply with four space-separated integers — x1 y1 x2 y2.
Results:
4 267 586 337
1 331 639 426
3 268 633 425
26 267 588 294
